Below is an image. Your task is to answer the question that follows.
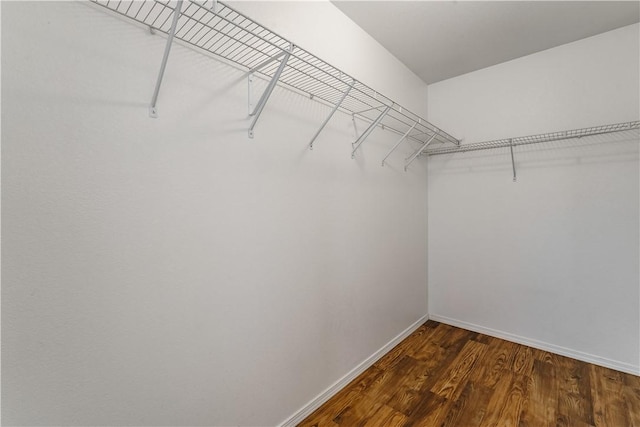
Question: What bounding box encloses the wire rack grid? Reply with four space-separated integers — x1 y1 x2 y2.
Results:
424 121 640 156
90 0 460 148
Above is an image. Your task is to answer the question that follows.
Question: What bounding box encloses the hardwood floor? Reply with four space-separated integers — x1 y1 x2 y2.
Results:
299 321 640 427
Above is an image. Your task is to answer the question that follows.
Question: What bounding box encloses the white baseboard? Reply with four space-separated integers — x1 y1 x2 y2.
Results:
277 314 429 427
428 314 640 376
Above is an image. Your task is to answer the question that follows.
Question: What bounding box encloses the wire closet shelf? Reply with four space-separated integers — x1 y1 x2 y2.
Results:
424 121 640 156
424 120 640 182
90 0 461 161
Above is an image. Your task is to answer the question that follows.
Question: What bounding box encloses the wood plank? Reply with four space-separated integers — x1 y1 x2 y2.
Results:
556 357 594 426
402 324 440 358
298 390 355 426
531 348 562 365
470 337 517 389
622 369 640 427
510 344 535 377
429 323 476 351
408 340 447 364
301 366 384 425
365 356 422 404
430 339 488 400
478 371 528 427
301 388 368 427
332 393 383 426
589 364 632 427
374 342 414 372
519 359 557 427
387 332 480 416
297 413 340 427
403 390 454 427
361 405 407 427
555 417 595 427
623 370 640 389
374 323 433 371
423 319 440 330
385 352 441 416
473 333 494 345
439 381 494 427
622 382 640 427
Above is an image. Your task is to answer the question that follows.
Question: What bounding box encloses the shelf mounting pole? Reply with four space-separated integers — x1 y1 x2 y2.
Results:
248 45 292 138
382 120 418 166
509 139 517 181
351 105 392 158
404 130 438 171
149 0 183 118
309 79 355 150
351 114 360 139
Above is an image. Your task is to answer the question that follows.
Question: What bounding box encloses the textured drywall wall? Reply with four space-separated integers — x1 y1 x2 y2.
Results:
1 2 429 425
427 24 639 373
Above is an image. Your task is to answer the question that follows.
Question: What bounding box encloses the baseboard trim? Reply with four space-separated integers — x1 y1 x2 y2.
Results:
278 314 429 427
428 314 640 376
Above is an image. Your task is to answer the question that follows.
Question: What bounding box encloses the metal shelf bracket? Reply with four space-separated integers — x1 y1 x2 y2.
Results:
382 120 418 167
351 105 392 158
248 51 288 74
149 0 183 118
509 139 517 182
248 45 293 139
405 130 439 171
247 51 288 115
351 114 360 139
309 79 355 150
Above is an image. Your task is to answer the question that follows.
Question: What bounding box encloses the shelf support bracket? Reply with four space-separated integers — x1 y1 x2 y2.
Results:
509 139 517 181
351 114 359 139
351 105 392 158
353 106 383 116
404 130 438 171
249 50 288 74
309 79 355 150
149 0 183 118
382 121 418 166
248 46 292 138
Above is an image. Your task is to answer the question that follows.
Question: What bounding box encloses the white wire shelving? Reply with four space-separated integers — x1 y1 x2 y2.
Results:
89 1 638 173
425 121 640 156
424 121 640 181
89 0 461 168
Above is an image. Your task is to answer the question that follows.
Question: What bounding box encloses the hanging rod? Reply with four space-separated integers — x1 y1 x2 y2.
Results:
89 0 459 149
425 121 640 156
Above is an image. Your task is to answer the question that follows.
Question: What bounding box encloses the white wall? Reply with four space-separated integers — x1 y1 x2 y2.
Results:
427 24 640 373
1 2 429 425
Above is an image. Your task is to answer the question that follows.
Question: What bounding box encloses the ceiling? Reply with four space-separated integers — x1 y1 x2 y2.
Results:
332 1 640 85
